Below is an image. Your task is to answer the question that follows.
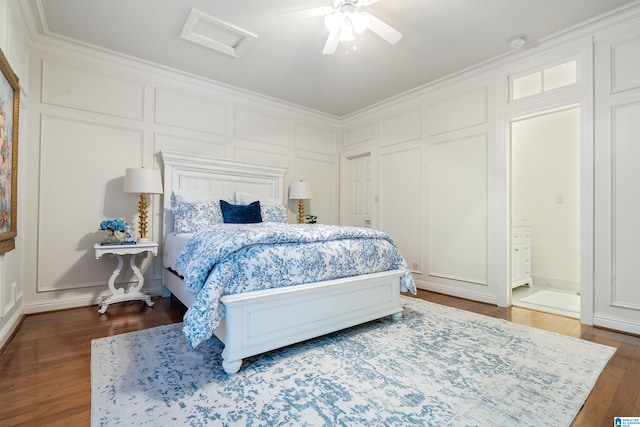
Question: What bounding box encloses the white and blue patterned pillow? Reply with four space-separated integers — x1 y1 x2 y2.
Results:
173 201 224 233
261 205 287 223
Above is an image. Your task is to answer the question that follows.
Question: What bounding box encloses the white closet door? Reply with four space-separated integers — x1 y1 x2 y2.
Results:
349 155 372 227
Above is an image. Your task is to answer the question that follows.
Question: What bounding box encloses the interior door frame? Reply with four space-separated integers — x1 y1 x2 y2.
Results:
497 98 593 326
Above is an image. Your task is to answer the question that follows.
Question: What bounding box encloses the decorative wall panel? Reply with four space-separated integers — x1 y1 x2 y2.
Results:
155 87 226 135
294 123 337 155
379 147 421 271
428 134 488 285
234 145 289 170
344 124 375 146
612 36 640 93
379 110 422 147
42 60 144 120
234 108 289 146
37 115 144 291
594 19 640 334
154 133 227 159
427 87 487 136
612 102 640 308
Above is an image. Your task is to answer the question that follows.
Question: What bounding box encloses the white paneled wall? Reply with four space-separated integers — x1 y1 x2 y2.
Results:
425 86 492 295
294 123 337 156
379 110 421 147
427 87 487 136
379 146 421 271
343 82 497 303
155 86 226 135
43 60 145 120
344 123 375 146
21 39 341 313
594 17 640 334
37 115 144 292
428 133 488 285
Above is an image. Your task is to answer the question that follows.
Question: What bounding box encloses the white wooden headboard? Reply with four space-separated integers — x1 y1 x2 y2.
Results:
159 151 287 237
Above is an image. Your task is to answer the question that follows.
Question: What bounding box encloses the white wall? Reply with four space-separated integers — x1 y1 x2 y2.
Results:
593 17 640 334
511 107 580 291
342 78 499 304
19 35 341 314
341 4 640 339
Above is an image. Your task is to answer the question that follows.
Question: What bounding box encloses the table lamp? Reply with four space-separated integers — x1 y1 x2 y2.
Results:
289 180 313 224
123 168 163 242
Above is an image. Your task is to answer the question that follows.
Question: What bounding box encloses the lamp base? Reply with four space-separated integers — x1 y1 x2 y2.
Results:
297 200 305 224
138 193 150 241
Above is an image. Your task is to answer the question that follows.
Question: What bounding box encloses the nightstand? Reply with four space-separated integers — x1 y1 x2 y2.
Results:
94 242 158 315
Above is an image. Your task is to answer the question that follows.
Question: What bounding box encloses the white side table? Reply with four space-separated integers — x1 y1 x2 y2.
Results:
94 242 158 315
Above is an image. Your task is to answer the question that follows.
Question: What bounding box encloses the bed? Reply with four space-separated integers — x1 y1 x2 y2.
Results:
159 151 416 373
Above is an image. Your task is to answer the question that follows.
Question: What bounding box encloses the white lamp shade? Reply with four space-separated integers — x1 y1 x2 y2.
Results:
350 13 369 34
289 181 313 200
123 168 163 194
338 22 355 41
324 12 344 32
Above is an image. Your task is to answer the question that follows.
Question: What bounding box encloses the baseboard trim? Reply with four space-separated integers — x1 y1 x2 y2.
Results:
24 285 163 314
0 303 24 352
531 275 580 292
594 314 640 336
415 281 497 305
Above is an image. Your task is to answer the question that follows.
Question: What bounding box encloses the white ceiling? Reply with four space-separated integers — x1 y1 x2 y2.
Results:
29 0 637 117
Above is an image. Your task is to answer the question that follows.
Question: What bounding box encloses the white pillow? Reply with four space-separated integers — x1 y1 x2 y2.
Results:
173 189 233 203
234 191 281 206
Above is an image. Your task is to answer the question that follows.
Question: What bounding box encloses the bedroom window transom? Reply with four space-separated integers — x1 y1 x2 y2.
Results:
511 60 577 101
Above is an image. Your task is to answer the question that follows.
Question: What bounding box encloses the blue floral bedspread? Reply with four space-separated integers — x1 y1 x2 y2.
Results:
175 223 417 348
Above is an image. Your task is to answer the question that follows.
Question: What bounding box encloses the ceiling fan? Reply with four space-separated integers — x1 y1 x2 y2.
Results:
279 0 403 54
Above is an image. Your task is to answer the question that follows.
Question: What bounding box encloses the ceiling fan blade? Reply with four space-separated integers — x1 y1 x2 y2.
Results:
363 12 403 44
277 5 334 19
322 31 340 55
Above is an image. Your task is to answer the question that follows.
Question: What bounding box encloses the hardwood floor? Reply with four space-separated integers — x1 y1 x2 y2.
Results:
1 290 638 426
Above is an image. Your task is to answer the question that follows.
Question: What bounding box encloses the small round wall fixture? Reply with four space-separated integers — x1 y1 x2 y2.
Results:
508 35 528 49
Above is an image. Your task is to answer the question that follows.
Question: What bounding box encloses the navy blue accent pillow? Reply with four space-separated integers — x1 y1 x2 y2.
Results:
219 200 262 224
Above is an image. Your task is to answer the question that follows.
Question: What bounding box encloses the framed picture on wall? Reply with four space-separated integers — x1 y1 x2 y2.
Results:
0 48 19 255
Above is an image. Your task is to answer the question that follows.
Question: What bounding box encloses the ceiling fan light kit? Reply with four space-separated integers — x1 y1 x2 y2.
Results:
339 22 355 41
324 12 344 32
282 0 402 55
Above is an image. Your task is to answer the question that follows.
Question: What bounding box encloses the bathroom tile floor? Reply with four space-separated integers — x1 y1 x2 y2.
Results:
512 284 580 318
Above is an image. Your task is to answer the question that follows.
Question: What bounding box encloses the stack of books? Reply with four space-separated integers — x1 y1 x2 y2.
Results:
100 241 137 246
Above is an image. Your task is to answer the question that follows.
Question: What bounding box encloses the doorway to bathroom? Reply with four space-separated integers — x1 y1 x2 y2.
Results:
510 106 581 318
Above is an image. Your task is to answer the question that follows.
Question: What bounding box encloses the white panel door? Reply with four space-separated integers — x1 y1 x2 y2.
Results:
593 22 640 334
349 155 372 227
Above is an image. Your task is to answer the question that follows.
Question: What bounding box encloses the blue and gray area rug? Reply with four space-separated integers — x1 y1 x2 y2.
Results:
92 296 615 426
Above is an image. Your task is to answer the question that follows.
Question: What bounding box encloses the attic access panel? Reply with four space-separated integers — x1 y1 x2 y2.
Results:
180 9 258 58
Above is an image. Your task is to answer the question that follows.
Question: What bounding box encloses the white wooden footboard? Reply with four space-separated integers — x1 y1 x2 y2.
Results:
215 270 404 373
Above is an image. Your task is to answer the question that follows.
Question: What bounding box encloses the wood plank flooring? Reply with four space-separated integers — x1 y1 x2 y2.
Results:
1 290 638 426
